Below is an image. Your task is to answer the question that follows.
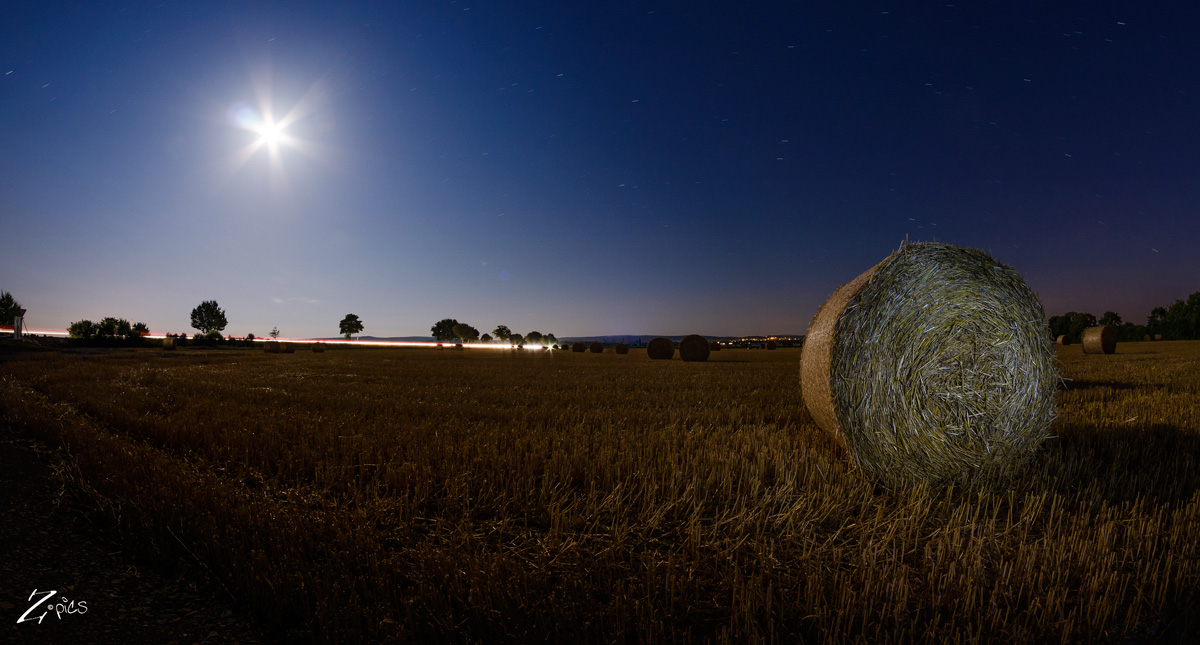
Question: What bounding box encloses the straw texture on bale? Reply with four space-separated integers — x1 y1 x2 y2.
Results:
589 342 603 354
799 242 1058 488
678 334 710 362
162 337 176 351
1056 335 1071 346
614 343 629 354
572 342 586 353
646 337 674 360
1082 325 1116 355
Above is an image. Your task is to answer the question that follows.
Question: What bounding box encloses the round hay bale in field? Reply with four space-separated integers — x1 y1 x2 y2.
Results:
589 341 603 353
709 341 721 352
679 334 710 362
766 340 777 350
1082 325 1116 355
799 242 1058 488
615 343 629 354
265 341 281 354
281 343 295 354
1154 334 1163 341
1143 334 1151 342
571 342 586 353
1056 335 1071 346
161 337 176 351
647 337 675 360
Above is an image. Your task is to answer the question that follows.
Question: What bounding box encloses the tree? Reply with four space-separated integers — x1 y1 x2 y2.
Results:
544 333 558 346
525 330 543 346
339 314 364 340
480 333 493 343
1099 311 1122 326
509 332 524 347
0 290 22 325
68 319 96 340
452 322 480 343
132 322 150 336
431 318 461 342
270 326 280 339
492 324 511 341
191 300 228 335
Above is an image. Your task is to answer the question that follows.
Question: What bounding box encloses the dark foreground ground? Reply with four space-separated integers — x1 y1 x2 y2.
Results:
0 422 276 644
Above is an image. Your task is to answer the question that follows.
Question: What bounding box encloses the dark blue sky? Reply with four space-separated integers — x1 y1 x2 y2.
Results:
4 2 1198 338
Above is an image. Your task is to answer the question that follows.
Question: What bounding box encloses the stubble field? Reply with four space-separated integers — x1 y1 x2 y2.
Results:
2 342 1199 643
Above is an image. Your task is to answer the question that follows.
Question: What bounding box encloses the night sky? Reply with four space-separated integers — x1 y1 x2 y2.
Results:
4 2 1198 338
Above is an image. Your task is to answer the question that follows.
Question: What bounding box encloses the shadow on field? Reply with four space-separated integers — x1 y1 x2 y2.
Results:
1040 423 1200 505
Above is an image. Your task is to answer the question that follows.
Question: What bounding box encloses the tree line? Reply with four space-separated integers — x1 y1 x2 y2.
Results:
1049 291 1200 343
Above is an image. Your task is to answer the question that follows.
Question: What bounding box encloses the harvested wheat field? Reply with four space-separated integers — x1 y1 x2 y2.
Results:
2 343 1200 643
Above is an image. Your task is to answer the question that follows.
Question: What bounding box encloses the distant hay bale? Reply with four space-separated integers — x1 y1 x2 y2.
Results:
454 342 464 350
162 337 176 351
572 342 586 353
615 343 629 354
265 341 281 354
1082 325 1116 355
312 343 325 353
647 337 674 360
799 242 1058 488
552 344 560 350
1155 334 1163 341
1143 334 1151 342
766 340 777 350
1056 335 1071 346
589 342 603 353
281 343 295 354
678 334 710 362
709 341 721 352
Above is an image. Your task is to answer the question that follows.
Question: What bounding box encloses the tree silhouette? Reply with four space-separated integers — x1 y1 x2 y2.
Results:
339 314 364 340
191 300 228 335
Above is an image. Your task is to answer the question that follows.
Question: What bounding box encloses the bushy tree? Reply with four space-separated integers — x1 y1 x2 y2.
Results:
131 322 150 336
524 331 543 346
339 314 364 340
270 326 280 339
1099 311 1122 326
452 322 480 343
0 290 23 325
492 325 511 342
480 333 493 343
68 319 96 340
544 333 558 346
432 318 461 342
191 300 228 335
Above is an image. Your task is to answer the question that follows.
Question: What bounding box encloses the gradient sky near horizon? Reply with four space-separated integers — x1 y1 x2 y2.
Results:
3 2 1198 338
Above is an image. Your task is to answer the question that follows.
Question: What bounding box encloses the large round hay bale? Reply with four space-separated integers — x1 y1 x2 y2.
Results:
647 337 674 360
614 343 629 354
1154 334 1163 341
1081 325 1116 355
1056 335 1071 346
265 341 281 354
766 340 777 350
589 341 603 353
162 337 176 351
709 341 721 352
799 242 1058 488
571 342 586 353
678 334 710 362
